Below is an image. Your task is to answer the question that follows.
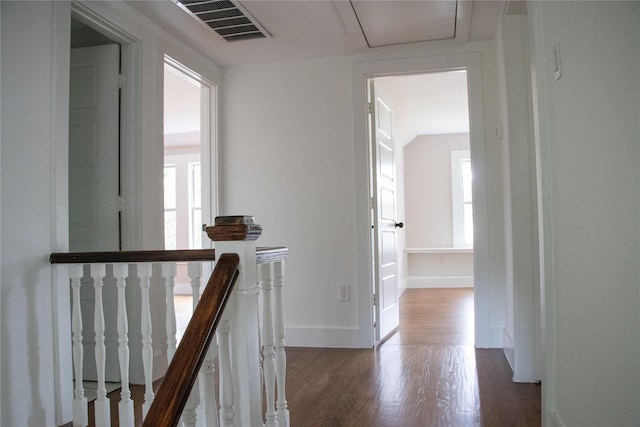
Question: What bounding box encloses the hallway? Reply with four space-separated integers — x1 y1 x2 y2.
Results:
285 288 541 426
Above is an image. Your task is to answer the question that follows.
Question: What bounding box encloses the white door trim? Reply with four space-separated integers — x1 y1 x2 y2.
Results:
352 52 492 348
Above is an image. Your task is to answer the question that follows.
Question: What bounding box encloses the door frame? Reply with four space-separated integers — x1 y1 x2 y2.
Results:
352 52 493 348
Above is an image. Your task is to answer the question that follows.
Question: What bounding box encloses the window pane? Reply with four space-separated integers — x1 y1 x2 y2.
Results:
192 208 202 249
461 159 472 202
164 210 176 250
164 165 176 209
190 162 201 208
463 203 474 245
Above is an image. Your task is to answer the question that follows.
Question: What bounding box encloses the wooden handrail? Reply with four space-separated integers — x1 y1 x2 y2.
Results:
142 252 240 427
49 246 287 265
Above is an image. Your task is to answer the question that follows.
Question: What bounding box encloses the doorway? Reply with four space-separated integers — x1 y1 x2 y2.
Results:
69 17 122 252
369 70 474 344
353 53 490 348
162 57 217 294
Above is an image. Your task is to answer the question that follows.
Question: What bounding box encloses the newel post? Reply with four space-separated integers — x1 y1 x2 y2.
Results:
206 216 263 427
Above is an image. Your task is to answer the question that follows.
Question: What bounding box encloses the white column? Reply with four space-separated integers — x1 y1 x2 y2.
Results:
206 217 263 427
70 265 88 427
91 264 110 427
113 264 134 427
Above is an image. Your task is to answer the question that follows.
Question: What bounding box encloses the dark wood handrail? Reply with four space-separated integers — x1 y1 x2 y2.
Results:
142 252 240 427
49 246 287 265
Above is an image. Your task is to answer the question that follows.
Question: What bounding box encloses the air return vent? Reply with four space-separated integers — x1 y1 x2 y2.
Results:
173 0 270 42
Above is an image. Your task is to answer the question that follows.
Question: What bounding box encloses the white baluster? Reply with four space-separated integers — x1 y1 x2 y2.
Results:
91 264 110 427
192 261 222 427
200 345 220 427
137 263 154 417
273 261 290 427
217 313 235 427
70 265 88 427
162 262 177 362
181 262 202 427
189 261 203 303
261 263 278 427
114 264 134 427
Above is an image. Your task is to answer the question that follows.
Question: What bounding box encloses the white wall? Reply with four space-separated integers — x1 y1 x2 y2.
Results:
221 41 504 348
528 1 640 424
221 57 363 346
404 133 470 247
1 3 70 425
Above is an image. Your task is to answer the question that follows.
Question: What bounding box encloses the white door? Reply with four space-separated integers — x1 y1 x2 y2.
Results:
69 44 121 252
370 81 401 341
69 44 121 381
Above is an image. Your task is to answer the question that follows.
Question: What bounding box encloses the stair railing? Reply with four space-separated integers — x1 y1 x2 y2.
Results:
50 216 289 427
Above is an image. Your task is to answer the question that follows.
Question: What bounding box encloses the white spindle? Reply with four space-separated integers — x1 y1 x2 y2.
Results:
91 264 110 427
189 261 203 303
162 262 177 362
137 263 154 417
261 263 278 427
217 313 235 427
114 264 134 427
183 262 202 426
70 265 88 427
200 345 220 427
273 261 290 426
191 261 220 427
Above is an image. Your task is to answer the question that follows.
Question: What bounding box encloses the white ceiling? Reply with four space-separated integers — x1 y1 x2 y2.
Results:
127 0 506 68
136 0 507 138
381 70 470 136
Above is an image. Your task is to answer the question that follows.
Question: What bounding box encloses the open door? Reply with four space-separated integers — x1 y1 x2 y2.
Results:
370 80 401 342
69 44 121 252
69 43 121 382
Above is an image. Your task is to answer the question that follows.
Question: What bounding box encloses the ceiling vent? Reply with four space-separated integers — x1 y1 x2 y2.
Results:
173 0 270 42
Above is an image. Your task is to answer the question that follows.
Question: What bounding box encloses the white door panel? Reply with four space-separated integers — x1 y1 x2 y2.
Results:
70 44 121 382
371 81 400 341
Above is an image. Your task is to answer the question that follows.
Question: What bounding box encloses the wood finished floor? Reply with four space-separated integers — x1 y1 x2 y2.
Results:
63 288 540 426
285 288 541 427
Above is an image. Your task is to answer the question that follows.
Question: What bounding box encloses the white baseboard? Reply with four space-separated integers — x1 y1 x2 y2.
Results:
285 326 371 348
405 276 474 288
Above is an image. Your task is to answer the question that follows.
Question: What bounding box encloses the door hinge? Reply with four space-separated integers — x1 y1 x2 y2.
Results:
368 102 374 115
373 293 377 306
118 196 125 212
370 196 376 209
373 321 377 328
118 73 126 89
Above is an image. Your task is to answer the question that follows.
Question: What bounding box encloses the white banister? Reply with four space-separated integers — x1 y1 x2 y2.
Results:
137 263 154 418
90 264 110 427
113 263 134 427
70 265 88 427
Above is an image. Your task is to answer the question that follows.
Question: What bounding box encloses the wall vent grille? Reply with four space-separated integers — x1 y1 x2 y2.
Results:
174 0 270 42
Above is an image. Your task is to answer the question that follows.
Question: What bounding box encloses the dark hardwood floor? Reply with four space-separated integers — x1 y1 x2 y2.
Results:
285 288 541 426
64 288 540 426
